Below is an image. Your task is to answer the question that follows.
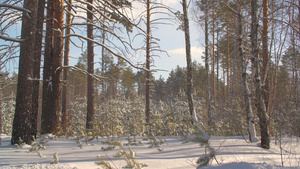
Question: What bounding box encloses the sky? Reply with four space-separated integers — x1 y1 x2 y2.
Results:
148 0 205 79
66 0 205 80
129 0 206 79
2 0 205 80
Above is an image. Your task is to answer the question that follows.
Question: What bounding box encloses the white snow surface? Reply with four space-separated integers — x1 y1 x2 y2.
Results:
0 134 299 169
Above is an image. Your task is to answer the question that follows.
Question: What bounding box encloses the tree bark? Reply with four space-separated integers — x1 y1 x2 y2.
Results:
182 0 196 124
62 0 72 132
212 5 215 99
251 0 270 149
145 0 151 124
237 3 258 142
31 0 45 139
262 0 270 111
216 21 219 98
52 0 64 133
101 9 107 96
226 27 230 99
204 0 211 126
41 0 54 134
11 0 37 145
86 0 95 130
41 0 64 134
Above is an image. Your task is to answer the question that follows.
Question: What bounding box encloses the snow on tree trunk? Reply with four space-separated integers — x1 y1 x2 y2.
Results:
251 0 270 149
31 0 45 139
182 0 197 124
237 2 258 143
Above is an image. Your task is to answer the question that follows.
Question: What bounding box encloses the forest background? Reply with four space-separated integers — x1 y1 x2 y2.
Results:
0 0 299 162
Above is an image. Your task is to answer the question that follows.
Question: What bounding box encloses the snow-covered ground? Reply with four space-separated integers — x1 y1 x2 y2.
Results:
0 134 299 169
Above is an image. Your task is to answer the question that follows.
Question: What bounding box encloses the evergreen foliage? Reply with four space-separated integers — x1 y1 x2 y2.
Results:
1 98 15 136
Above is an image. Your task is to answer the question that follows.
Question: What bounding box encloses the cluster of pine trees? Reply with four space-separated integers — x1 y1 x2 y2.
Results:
0 0 299 151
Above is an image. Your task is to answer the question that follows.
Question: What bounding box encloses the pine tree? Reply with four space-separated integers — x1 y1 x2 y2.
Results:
11 0 37 145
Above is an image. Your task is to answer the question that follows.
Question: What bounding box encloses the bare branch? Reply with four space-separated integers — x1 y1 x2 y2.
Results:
0 3 31 13
64 33 148 71
0 35 23 42
60 66 107 81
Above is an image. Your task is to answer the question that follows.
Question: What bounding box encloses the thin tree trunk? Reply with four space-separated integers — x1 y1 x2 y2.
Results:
204 0 211 126
231 22 237 99
226 27 230 98
212 6 215 99
86 0 94 130
145 0 151 124
31 0 45 138
11 0 37 145
251 0 270 149
101 9 106 96
0 88 2 145
262 0 270 111
62 0 72 132
182 0 196 124
216 21 219 97
238 3 258 142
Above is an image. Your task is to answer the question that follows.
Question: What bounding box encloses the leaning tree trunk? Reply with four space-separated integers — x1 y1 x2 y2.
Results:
237 3 258 142
182 0 196 124
11 0 37 145
251 0 270 149
86 0 95 130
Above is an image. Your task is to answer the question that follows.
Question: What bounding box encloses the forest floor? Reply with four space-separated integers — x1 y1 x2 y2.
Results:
0 134 299 169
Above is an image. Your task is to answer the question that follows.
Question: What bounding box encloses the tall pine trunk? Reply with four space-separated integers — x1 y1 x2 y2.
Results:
41 0 54 134
204 0 211 126
182 0 196 124
62 0 72 132
226 27 230 99
11 0 37 145
101 10 106 96
86 0 95 130
31 0 45 138
41 0 64 134
251 0 270 149
262 0 270 111
145 0 151 124
211 5 215 100
52 0 64 133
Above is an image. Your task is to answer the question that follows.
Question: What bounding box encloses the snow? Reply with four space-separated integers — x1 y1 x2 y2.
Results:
0 134 299 169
